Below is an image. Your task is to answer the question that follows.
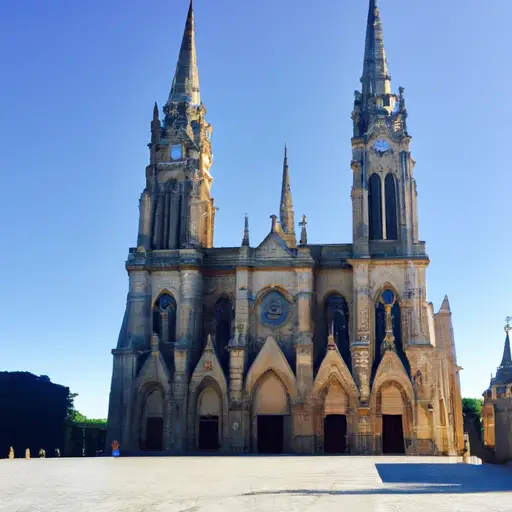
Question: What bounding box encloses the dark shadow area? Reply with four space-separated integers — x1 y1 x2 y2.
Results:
239 464 512 496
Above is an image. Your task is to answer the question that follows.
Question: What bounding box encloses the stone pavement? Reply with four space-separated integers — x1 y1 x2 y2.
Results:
1 456 511 512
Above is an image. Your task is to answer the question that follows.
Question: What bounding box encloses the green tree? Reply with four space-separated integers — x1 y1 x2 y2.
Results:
462 398 483 417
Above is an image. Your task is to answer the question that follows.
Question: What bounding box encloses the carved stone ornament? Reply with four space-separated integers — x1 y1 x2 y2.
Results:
232 421 239 431
259 291 290 327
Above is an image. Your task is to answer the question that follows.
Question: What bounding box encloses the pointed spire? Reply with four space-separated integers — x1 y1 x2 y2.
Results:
361 0 391 101
279 144 295 235
500 318 512 367
299 214 308 246
440 295 451 313
242 214 250 246
169 0 200 105
205 333 214 352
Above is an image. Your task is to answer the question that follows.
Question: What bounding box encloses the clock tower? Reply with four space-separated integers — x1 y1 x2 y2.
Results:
351 0 421 259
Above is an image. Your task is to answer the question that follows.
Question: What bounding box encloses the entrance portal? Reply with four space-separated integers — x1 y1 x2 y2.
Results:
198 416 219 450
382 414 405 454
324 414 347 453
257 415 284 453
145 417 163 451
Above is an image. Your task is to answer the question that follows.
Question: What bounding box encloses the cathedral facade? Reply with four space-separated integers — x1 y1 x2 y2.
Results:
106 0 464 455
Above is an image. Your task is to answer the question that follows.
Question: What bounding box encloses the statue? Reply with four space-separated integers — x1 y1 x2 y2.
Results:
111 440 120 458
8 447 14 460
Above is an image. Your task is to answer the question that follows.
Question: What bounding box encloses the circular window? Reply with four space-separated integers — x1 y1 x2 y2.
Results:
259 291 290 327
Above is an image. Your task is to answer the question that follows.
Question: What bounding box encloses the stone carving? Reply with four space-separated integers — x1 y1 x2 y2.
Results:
259 291 290 327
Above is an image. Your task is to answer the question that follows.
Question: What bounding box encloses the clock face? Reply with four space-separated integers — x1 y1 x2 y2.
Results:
373 139 390 153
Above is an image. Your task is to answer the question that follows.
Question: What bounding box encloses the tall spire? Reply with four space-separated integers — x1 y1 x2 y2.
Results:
500 317 512 367
361 0 391 101
169 0 200 105
279 144 295 235
494 317 512 386
242 214 250 247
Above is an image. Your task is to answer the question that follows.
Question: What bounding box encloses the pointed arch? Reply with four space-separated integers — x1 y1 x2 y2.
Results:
312 346 359 406
368 173 383 240
214 296 234 373
246 335 298 399
187 338 229 451
385 173 398 240
325 293 351 371
373 285 410 377
152 291 177 343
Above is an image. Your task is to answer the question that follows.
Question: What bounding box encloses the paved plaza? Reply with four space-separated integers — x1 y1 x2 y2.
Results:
1 456 511 512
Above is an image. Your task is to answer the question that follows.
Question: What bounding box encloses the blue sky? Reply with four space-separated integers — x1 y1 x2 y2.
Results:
0 0 510 418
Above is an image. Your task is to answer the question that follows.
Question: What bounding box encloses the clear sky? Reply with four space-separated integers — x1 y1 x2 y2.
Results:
0 0 510 418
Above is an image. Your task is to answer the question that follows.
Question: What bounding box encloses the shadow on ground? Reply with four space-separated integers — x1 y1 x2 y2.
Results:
241 463 512 496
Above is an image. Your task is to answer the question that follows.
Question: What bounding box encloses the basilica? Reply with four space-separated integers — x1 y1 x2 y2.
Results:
106 0 464 455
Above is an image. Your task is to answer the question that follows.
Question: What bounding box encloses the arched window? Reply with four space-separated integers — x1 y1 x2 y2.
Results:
368 174 383 240
152 293 177 343
215 297 233 371
326 294 351 371
385 173 398 240
373 288 409 376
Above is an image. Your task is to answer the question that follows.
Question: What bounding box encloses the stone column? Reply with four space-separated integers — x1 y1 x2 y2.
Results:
229 262 250 452
106 350 138 452
137 190 152 250
350 261 371 403
126 270 150 349
171 346 189 452
177 266 203 356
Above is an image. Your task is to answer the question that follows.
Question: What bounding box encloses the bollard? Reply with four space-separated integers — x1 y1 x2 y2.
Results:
8 447 14 460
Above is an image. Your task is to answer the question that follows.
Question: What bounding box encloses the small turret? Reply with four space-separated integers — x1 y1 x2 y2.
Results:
242 214 250 247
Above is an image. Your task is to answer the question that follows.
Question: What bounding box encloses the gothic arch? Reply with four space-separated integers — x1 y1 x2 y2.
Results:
324 293 351 371
254 285 295 307
133 381 169 452
245 335 298 399
152 291 177 343
187 336 229 450
368 173 383 240
384 173 398 240
370 373 415 454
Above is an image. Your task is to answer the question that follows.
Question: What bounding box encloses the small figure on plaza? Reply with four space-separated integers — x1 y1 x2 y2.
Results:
8 447 14 460
54 448 61 458
39 448 46 458
25 448 30 460
111 440 120 457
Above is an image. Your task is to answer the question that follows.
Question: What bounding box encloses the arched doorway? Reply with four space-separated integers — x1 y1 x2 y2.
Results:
197 388 221 451
323 380 348 454
141 387 164 451
381 385 406 454
253 372 290 453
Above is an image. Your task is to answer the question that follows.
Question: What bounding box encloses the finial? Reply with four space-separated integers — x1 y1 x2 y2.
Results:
242 214 250 246
284 142 287 160
299 214 308 246
153 102 159 120
270 214 278 232
327 334 336 350
205 333 214 351
505 316 512 335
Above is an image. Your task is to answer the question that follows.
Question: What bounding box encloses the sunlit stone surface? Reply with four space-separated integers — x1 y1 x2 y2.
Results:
1 456 511 511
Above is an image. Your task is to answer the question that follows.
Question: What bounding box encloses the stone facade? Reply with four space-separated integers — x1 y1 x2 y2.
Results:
483 320 512 462
106 0 464 455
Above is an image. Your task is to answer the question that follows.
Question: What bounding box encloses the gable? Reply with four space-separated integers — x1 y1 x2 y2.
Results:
313 345 359 402
255 233 295 260
137 351 171 393
245 335 298 398
371 350 415 406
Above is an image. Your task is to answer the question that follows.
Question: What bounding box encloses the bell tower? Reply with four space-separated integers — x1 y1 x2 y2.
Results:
137 0 215 251
351 0 421 258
